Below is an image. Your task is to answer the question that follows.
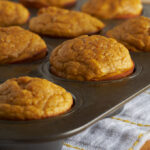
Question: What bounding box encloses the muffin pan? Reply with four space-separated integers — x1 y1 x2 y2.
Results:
0 1 150 150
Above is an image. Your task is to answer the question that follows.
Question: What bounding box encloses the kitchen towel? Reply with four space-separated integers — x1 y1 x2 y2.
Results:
62 88 150 150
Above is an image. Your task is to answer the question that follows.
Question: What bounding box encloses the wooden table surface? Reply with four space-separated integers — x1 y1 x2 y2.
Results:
142 0 150 3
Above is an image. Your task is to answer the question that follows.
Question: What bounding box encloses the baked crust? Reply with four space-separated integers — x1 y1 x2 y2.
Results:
81 0 143 19
0 76 73 120
29 7 104 38
19 0 76 8
0 26 47 64
50 35 134 81
106 16 150 52
0 0 30 27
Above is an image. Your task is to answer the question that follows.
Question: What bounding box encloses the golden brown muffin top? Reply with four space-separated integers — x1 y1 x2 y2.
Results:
107 16 150 52
50 35 134 81
41 0 76 7
0 0 29 26
29 7 104 37
20 0 76 8
0 26 47 64
82 0 143 19
0 76 73 120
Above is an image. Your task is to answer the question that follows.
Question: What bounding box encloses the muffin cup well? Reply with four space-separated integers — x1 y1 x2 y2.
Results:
39 61 142 85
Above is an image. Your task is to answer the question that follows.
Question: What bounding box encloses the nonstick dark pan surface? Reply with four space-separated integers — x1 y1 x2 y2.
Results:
0 0 150 149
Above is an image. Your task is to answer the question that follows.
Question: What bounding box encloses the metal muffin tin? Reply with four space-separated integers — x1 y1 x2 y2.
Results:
0 0 150 149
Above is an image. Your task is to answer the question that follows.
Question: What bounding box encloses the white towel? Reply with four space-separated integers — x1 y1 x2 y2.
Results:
62 88 150 150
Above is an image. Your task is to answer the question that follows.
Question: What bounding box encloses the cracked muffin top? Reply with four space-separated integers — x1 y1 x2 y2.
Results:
29 7 104 38
19 0 76 8
81 0 143 19
0 0 29 27
50 35 134 81
0 76 73 120
0 26 47 64
106 16 150 52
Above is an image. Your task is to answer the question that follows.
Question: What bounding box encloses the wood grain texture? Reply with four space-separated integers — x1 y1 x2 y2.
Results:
142 0 150 3
140 140 150 150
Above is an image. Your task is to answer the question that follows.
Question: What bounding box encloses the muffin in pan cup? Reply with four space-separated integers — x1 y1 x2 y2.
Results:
107 16 150 52
81 0 143 19
19 0 76 8
0 0 30 27
0 26 47 64
29 6 104 38
0 76 73 120
50 35 134 81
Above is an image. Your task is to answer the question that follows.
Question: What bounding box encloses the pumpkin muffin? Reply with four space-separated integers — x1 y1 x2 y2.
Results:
81 0 143 19
106 16 150 52
19 0 76 8
50 35 134 81
0 26 47 64
29 7 104 38
0 76 73 120
0 0 29 27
